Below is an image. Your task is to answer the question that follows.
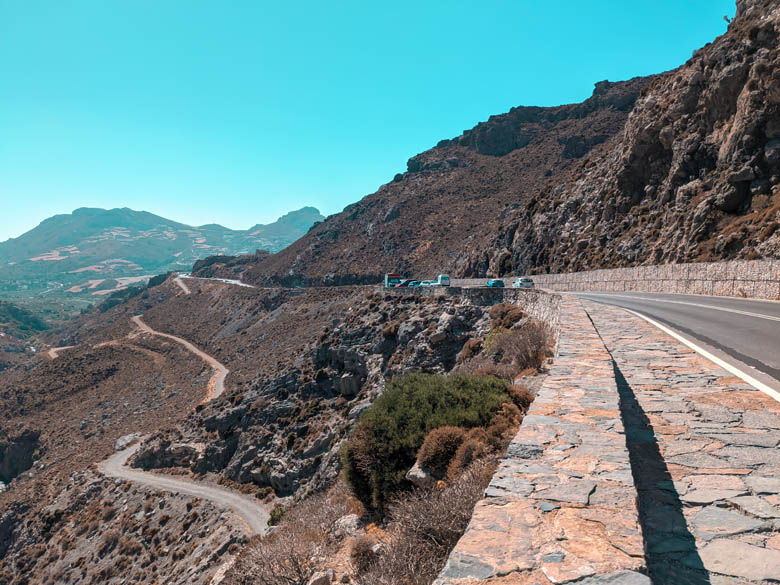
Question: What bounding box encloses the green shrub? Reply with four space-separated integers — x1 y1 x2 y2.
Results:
341 373 510 511
268 505 285 526
482 327 509 355
417 426 467 480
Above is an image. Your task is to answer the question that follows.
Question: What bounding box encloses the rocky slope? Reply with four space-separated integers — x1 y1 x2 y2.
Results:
127 282 497 499
0 206 323 314
1 275 539 583
196 0 779 285
0 301 48 371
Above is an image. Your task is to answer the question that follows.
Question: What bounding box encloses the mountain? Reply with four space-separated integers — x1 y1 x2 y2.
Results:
0 206 323 312
194 0 779 286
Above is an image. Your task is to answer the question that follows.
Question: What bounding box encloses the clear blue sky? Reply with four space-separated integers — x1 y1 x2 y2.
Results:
0 0 735 242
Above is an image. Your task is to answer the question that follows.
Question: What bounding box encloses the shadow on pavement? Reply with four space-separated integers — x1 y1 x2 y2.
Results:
612 361 711 585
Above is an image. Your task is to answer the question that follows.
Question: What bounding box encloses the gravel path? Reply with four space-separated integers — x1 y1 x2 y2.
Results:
131 314 228 401
100 443 269 535
97 315 268 538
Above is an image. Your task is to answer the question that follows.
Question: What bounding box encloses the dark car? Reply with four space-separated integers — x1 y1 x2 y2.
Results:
394 279 415 288
486 279 505 288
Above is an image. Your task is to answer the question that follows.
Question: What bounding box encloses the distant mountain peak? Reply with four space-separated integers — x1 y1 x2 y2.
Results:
0 205 323 312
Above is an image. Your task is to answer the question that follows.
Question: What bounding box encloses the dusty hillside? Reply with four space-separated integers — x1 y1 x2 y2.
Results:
109 278 499 498
195 0 779 285
1 275 550 583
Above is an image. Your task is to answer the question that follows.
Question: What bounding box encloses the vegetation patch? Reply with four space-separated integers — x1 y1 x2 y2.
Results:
341 372 517 511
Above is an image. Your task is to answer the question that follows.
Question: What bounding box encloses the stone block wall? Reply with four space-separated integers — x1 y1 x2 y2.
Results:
522 259 779 300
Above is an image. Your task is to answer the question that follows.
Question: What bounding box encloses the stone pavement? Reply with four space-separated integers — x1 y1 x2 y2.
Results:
435 296 648 585
586 301 780 585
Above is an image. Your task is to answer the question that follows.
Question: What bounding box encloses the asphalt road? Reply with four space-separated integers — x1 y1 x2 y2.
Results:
100 443 269 534
574 292 780 386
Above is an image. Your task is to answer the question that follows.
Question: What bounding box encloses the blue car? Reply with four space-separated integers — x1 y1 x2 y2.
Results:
486 279 505 288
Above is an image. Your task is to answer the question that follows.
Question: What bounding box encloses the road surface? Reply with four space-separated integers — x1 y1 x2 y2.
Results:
47 345 75 359
132 314 228 401
177 274 256 289
99 443 269 534
576 292 780 393
173 275 191 295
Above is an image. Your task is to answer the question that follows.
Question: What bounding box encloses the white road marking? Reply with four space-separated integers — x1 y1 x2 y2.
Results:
581 293 780 323
624 308 780 404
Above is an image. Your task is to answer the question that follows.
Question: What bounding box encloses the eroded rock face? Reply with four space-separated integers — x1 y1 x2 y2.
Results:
0 429 40 484
484 0 780 275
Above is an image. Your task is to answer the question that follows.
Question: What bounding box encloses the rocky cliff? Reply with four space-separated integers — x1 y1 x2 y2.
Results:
196 0 779 284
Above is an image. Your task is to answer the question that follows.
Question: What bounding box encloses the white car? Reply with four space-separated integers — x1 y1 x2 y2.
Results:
420 280 437 287
512 277 535 289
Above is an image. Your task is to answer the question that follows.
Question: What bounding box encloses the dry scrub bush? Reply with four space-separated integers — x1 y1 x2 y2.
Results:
458 320 553 380
350 536 378 574
488 303 526 328
455 356 519 381
355 460 496 585
456 338 483 363
446 437 489 480
508 384 534 412
417 426 467 479
224 482 361 585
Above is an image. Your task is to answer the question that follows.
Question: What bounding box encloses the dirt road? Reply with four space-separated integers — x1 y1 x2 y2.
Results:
131 314 228 401
173 275 192 295
99 443 269 534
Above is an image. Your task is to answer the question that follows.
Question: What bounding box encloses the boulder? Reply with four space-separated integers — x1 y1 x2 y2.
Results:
307 570 333 585
406 461 435 488
334 513 362 537
115 433 141 451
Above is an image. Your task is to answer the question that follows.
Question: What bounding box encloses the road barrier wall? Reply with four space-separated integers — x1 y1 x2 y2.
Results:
382 287 562 334
434 296 648 585
521 259 780 300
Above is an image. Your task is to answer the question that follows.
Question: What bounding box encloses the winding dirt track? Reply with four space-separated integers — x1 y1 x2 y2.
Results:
131 314 228 401
100 443 269 534
173 275 192 295
99 312 268 535
47 345 75 359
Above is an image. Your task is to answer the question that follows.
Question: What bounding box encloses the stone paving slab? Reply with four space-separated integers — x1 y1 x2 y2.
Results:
585 301 780 585
435 297 648 585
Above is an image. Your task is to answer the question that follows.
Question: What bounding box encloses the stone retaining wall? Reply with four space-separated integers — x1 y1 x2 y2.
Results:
524 259 779 300
434 296 648 585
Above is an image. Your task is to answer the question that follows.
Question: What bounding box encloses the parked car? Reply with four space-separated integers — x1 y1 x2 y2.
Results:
436 274 451 287
512 277 535 289
394 279 415 288
486 279 505 288
420 280 437 287
408 280 422 287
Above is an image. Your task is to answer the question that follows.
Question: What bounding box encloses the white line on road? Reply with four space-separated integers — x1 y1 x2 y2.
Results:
625 308 780 404
581 293 780 323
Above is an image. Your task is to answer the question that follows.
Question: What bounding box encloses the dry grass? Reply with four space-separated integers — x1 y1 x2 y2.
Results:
354 460 496 585
224 481 363 585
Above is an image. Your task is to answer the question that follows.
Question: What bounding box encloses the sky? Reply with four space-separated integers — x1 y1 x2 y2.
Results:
0 0 735 242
